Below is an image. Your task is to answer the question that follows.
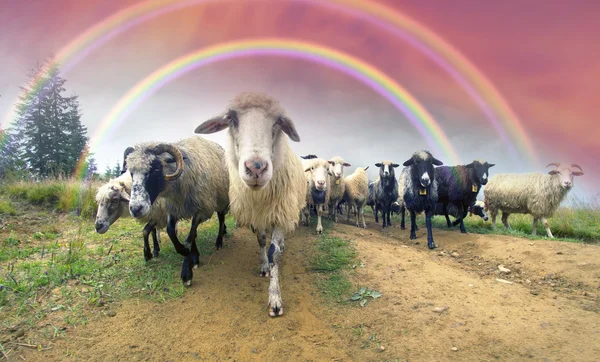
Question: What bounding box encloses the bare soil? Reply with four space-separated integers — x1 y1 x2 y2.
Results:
9 214 600 361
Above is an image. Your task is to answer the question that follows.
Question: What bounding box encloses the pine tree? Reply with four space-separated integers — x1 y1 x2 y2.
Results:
103 164 113 180
12 57 89 178
86 156 98 181
112 160 121 178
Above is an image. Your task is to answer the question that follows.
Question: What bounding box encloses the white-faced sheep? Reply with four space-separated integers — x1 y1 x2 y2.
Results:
373 161 400 228
399 150 444 249
127 136 230 286
327 156 351 222
95 146 172 261
483 163 584 238
434 160 495 233
194 92 306 317
301 157 332 234
343 166 370 228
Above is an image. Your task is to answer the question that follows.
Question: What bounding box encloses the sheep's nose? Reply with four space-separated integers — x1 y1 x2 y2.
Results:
484 216 489 221
384 171 389 176
95 222 103 231
563 181 572 188
335 172 341 178
130 204 143 216
244 158 267 177
421 178 431 186
316 180 326 187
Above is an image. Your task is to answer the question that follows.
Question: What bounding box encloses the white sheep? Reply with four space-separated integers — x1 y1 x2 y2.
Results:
301 157 331 234
327 156 351 222
483 163 584 238
343 166 370 228
194 92 306 317
127 136 230 286
94 171 168 261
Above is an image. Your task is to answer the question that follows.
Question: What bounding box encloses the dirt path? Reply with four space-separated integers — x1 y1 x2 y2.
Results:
17 215 600 361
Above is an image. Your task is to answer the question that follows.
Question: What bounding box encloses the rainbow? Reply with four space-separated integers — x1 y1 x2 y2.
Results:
3 0 538 166
78 39 460 176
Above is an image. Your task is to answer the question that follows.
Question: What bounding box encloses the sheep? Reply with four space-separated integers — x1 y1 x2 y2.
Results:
343 166 370 228
367 180 376 216
194 92 306 317
434 160 495 233
95 147 169 262
326 156 351 222
483 163 584 238
126 136 230 286
373 161 400 228
434 200 488 222
399 150 444 249
301 157 331 234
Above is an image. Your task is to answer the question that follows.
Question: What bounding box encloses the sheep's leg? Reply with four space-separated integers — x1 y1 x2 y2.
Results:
142 222 155 262
302 206 310 227
316 204 324 234
425 208 437 249
355 203 362 228
151 225 160 258
541 217 554 238
501 212 511 229
532 217 538 236
166 215 187 256
268 228 284 317
359 204 367 228
452 208 468 227
442 203 452 227
386 205 392 227
400 206 406 230
346 202 351 222
256 229 269 277
457 205 468 233
215 210 226 249
374 204 379 223
409 210 417 240
490 209 498 230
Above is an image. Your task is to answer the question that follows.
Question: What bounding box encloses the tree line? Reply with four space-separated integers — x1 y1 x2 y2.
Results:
0 57 122 182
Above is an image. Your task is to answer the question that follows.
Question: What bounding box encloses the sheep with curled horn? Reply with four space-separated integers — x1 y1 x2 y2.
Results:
399 150 444 249
95 146 170 262
483 162 584 238
194 92 306 317
126 137 230 286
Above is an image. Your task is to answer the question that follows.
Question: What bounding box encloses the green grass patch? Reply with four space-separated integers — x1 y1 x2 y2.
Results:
0 199 17 215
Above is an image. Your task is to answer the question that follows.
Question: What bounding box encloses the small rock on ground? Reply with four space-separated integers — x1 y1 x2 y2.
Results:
432 306 449 313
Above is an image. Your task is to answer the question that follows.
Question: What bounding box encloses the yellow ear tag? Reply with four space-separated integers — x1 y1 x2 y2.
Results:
419 188 427 195
336 179 340 185
472 185 478 192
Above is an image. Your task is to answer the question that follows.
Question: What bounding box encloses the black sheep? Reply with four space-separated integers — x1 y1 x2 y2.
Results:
435 160 494 233
373 161 400 228
434 201 488 222
399 150 443 249
366 181 377 219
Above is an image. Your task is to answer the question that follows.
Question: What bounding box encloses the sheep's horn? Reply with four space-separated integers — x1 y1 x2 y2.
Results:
571 164 584 172
121 147 135 174
149 144 184 181
545 162 560 169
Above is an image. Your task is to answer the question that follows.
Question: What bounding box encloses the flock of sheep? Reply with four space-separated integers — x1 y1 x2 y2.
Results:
93 92 584 317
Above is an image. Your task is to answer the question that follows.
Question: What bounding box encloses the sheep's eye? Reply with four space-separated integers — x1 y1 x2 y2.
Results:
311 167 314 171
226 111 238 127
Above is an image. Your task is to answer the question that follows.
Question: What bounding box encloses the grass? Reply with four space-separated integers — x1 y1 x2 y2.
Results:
307 217 357 303
363 195 600 243
0 185 236 345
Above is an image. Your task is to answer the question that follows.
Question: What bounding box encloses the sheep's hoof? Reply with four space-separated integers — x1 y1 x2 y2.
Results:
181 256 193 286
427 242 437 249
144 251 153 262
190 253 200 269
410 234 417 240
316 227 323 234
269 301 283 317
215 236 224 249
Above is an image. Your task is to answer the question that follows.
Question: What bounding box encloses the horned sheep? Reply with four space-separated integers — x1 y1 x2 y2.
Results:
483 163 584 238
435 160 495 233
343 166 370 228
194 92 306 317
126 136 230 286
399 150 444 249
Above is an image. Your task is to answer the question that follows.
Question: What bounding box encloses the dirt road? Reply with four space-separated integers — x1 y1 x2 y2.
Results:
18 214 600 361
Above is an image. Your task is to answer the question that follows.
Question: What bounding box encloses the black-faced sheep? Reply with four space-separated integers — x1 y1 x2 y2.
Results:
399 150 444 249
343 166 370 228
373 161 400 228
126 137 230 286
483 163 584 238
327 156 351 222
434 200 488 222
301 157 331 234
194 92 306 317
434 160 495 233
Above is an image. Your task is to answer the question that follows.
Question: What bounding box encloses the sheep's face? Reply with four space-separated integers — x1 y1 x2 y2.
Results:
95 185 130 233
375 160 399 180
547 163 584 190
403 151 443 188
469 203 489 221
328 157 351 179
195 108 300 190
305 159 331 192
466 160 495 186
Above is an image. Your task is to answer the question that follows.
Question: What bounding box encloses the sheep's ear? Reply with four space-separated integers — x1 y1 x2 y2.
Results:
573 171 584 176
304 167 311 172
487 163 495 168
328 160 335 165
403 159 414 166
465 162 474 168
432 157 443 166
277 116 300 142
343 162 351 167
548 170 559 175
363 166 369 171
120 190 130 202
195 115 229 134
392 163 400 168
375 163 382 167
